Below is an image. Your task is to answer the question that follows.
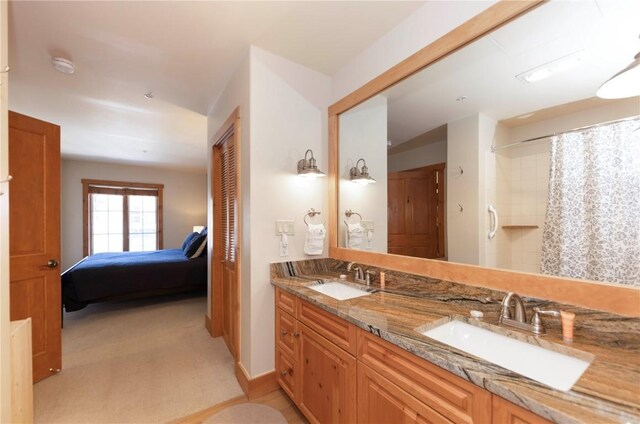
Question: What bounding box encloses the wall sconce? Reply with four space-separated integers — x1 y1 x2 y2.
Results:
597 51 640 99
297 149 325 178
350 158 376 186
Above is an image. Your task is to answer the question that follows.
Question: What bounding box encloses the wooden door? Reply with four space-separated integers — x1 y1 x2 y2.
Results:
8 111 61 382
357 363 450 424
388 163 445 259
213 126 239 360
298 323 356 424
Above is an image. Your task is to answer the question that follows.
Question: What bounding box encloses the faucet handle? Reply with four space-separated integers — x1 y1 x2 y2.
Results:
533 307 560 317
531 307 560 335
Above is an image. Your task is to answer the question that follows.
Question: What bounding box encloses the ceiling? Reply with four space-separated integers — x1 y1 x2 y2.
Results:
8 1 423 172
383 0 640 148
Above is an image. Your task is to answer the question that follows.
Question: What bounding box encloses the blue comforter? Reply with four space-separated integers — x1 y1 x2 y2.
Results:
62 249 207 311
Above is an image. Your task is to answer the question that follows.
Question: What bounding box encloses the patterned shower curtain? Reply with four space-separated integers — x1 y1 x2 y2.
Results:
540 118 640 286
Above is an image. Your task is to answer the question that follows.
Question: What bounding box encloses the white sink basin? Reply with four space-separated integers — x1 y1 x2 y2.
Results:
308 281 371 301
421 320 591 391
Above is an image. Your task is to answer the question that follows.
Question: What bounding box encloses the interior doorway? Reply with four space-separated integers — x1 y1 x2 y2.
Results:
388 163 446 259
211 108 241 362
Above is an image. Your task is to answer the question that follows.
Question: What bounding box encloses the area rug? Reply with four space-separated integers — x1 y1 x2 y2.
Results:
204 403 287 424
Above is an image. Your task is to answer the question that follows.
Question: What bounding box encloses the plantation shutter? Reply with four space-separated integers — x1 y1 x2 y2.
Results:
220 137 237 262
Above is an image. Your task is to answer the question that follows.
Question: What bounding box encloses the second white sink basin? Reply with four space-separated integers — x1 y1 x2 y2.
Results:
308 281 371 301
420 320 591 391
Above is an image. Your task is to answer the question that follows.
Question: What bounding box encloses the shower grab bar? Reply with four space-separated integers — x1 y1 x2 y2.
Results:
488 204 498 239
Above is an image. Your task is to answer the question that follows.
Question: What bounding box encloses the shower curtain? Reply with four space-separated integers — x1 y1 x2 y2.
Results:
540 118 640 286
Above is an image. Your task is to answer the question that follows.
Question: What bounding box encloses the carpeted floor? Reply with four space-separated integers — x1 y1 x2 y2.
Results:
34 293 243 423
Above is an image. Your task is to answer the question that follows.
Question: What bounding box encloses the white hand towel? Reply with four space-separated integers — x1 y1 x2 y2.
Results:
346 222 366 249
304 223 326 256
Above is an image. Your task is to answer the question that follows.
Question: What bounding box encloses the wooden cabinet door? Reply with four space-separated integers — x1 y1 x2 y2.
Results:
358 363 451 424
493 396 552 424
299 323 356 424
8 111 61 382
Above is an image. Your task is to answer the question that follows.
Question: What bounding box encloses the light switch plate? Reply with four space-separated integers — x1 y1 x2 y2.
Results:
276 220 295 236
362 220 375 231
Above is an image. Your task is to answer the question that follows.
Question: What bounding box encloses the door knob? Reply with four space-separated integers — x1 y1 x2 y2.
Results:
46 259 59 268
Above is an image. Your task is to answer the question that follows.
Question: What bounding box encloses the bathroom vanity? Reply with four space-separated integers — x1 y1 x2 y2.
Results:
271 259 640 424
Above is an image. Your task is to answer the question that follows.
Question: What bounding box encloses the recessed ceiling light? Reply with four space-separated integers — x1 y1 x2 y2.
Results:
144 92 154 100
456 96 468 102
516 51 584 84
51 57 75 75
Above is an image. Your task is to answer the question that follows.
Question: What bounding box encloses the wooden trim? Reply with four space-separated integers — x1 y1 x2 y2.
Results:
81 178 164 190
82 181 90 257
210 107 241 362
204 314 212 335
10 319 33 424
235 362 279 400
331 247 640 317
81 179 164 255
327 0 640 317
328 114 339 251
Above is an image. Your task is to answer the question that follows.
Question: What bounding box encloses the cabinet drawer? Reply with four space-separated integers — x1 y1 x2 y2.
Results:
298 299 357 356
275 287 297 316
358 362 452 424
276 350 297 402
276 308 298 358
358 329 491 424
493 396 552 424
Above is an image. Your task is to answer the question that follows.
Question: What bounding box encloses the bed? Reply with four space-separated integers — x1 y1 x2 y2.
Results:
62 248 207 312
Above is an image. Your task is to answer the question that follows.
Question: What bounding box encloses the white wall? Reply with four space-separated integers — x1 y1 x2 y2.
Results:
207 46 331 378
331 1 497 102
206 52 251 371
248 46 331 376
387 139 447 173
60 159 207 270
339 95 387 253
0 1 11 419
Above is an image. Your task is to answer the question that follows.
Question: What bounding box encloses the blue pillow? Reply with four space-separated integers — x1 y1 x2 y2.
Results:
182 232 199 250
200 227 208 236
184 233 207 258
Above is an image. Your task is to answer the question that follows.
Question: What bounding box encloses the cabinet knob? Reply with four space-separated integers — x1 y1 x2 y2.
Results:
281 330 288 336
280 370 288 376
293 331 300 338
49 368 61 374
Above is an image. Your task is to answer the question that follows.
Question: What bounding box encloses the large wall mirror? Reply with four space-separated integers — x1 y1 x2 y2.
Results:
336 0 640 292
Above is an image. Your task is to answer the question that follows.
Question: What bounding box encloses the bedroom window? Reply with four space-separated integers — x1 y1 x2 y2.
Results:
82 179 164 256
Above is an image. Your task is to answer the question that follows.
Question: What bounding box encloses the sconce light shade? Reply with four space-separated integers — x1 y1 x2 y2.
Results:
297 149 325 178
597 52 640 99
193 226 205 233
350 158 376 185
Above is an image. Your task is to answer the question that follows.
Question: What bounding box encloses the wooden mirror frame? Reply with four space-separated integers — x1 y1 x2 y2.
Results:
328 0 639 317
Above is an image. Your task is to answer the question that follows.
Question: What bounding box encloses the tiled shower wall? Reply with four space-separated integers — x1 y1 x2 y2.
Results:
487 141 550 273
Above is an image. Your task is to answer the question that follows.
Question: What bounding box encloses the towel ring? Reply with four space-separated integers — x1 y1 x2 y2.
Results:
344 209 363 227
304 208 322 227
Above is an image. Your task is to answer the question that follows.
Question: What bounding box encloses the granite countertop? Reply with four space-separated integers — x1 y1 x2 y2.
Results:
271 270 640 424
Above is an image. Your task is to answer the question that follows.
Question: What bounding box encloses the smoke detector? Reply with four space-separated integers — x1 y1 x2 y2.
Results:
51 57 75 75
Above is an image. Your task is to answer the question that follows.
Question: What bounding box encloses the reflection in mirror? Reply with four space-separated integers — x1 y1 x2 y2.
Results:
338 0 640 287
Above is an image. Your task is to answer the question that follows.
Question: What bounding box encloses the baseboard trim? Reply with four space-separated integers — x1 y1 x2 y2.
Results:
235 362 278 400
204 314 212 336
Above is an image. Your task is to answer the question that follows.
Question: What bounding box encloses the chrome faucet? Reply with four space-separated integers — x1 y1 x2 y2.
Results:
499 292 527 324
346 262 365 283
499 292 559 335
